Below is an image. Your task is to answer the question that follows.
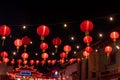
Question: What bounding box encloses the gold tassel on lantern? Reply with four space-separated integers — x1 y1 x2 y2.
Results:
85 32 89 36
24 45 27 52
1 36 6 46
107 53 110 64
55 45 58 53
16 46 19 52
41 36 44 43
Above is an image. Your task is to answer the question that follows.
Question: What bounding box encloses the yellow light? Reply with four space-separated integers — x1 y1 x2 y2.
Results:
76 45 80 49
116 45 120 50
13 52 16 55
52 52 55 55
99 33 103 37
35 53 38 56
73 51 77 54
30 41 32 44
109 16 113 21
64 24 67 27
70 36 74 40
22 25 26 29
95 49 98 52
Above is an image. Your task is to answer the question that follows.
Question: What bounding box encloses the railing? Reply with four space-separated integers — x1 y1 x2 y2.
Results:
101 66 120 76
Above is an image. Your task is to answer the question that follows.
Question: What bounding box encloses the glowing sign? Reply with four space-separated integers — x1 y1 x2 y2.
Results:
20 71 31 76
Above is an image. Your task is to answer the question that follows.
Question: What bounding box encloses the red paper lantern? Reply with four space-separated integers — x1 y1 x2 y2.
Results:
40 42 48 52
51 60 56 65
60 52 67 59
23 60 28 65
41 60 45 66
59 59 65 64
0 25 11 46
77 58 81 63
36 60 39 65
104 46 112 57
47 60 51 64
63 45 72 54
80 20 93 35
11 60 15 65
85 46 93 53
21 52 29 60
52 37 62 47
69 58 74 64
52 37 62 53
83 35 92 46
83 51 90 58
41 53 49 60
30 60 34 65
14 39 22 52
37 25 50 41
1 51 8 58
22 36 31 52
4 58 9 64
110 31 119 42
17 59 22 67
17 59 22 64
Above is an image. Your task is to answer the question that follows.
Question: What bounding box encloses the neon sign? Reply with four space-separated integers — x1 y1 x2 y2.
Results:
20 71 31 76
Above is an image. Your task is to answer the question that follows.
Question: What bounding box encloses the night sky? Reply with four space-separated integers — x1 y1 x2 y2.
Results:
0 1 120 73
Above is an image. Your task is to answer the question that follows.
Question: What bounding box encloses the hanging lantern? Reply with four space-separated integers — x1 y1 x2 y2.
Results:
23 60 28 65
69 58 74 64
63 45 72 54
41 53 49 60
11 59 15 66
37 25 50 41
41 60 45 66
85 46 93 53
17 59 22 67
59 59 65 64
52 37 62 53
40 42 48 52
1 51 8 58
83 35 92 46
110 31 119 44
30 60 34 66
83 51 90 59
77 58 81 63
36 60 39 65
80 20 93 35
47 60 51 64
51 60 56 65
60 52 67 59
14 39 22 52
104 46 112 61
0 25 11 46
21 52 29 60
22 36 31 52
4 58 9 64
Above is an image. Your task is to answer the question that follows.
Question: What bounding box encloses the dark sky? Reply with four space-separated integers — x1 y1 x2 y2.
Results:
0 0 120 73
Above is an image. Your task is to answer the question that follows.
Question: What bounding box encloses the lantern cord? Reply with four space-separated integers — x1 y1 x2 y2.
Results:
42 49 45 53
85 32 89 36
55 45 58 53
113 41 116 45
55 48 58 53
2 40 5 46
24 45 27 52
107 54 110 64
41 36 44 41
16 46 19 53
1 36 6 46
